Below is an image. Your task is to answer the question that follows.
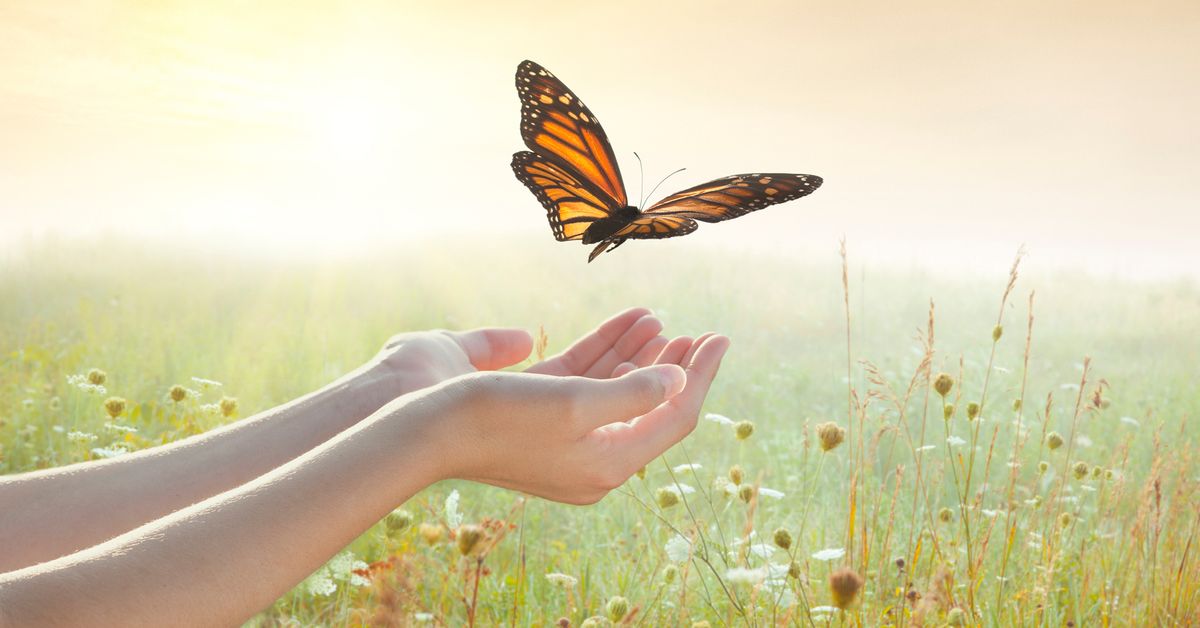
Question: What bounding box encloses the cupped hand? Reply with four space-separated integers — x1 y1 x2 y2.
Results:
423 333 730 504
366 307 672 397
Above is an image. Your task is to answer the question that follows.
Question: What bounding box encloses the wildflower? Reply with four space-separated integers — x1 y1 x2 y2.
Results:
169 385 188 403
656 487 680 508
580 616 609 628
1012 399 1022 412
414 613 434 623
737 484 755 503
103 396 127 419
1091 465 1104 480
445 490 462 528
948 607 967 625
67 430 98 444
48 397 62 411
104 421 137 434
728 465 745 485
947 435 966 447
662 564 679 583
759 486 785 499
605 596 629 623
704 412 735 426
734 420 755 440
812 547 846 561
91 445 130 458
1059 512 1073 528
943 404 955 420
1104 469 1115 481
304 569 337 596
1072 461 1089 480
219 396 238 417
1038 461 1050 474
67 373 106 395
1046 432 1064 450
456 524 485 556
191 376 222 389
385 509 412 533
895 557 906 570
1120 416 1140 427
773 527 793 550
545 572 578 588
938 507 954 523
418 523 444 545
665 534 692 562
829 568 865 610
992 324 1003 342
673 462 701 473
327 551 370 586
87 368 107 386
725 566 769 584
788 561 802 579
816 422 846 452
933 372 954 397
966 402 980 421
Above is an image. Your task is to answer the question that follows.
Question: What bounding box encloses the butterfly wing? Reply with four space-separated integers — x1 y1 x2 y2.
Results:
609 173 822 240
516 60 628 207
511 150 621 242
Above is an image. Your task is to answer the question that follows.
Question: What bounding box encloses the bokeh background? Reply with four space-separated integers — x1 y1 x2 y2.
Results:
3 0 1198 277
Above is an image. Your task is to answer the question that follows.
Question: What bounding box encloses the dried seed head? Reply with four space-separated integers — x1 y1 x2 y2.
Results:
456 524 485 555
788 561 802 579
1038 460 1050 474
894 557 906 570
636 466 646 480
605 596 630 623
1072 461 1090 480
728 465 745 486
938 507 954 523
169 385 188 403
662 565 679 583
933 373 954 397
1092 465 1104 479
103 396 127 419
219 396 238 418
966 402 980 421
829 567 865 610
1012 398 1022 412
992 324 1003 342
385 509 412 533
734 420 755 440
773 527 793 550
816 422 846 452
656 488 680 508
943 404 955 420
87 368 107 386
1104 468 1115 481
737 484 755 503
1059 512 1073 528
1046 432 1064 450
419 522 444 545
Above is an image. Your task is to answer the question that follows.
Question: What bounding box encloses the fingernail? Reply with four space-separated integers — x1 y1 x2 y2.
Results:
658 365 686 398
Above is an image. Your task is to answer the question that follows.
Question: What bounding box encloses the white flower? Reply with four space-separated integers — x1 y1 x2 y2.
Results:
326 551 370 586
673 463 702 472
199 403 220 415
1077 435 1093 448
981 509 1001 518
662 483 696 496
810 605 839 614
66 374 106 395
725 566 769 584
414 612 434 623
1120 416 1140 426
445 490 462 528
304 568 337 597
712 477 738 497
545 572 578 588
704 412 735 426
915 445 936 452
1060 383 1081 391
665 534 692 563
947 436 967 447
104 422 137 434
52 425 64 433
67 430 97 444
191 376 223 389
91 445 130 458
747 543 776 558
811 547 845 561
758 487 785 499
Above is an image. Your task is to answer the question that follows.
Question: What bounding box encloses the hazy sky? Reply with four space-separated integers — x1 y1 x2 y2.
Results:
2 1 1198 276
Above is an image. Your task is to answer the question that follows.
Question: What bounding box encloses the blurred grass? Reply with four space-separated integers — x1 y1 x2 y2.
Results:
2 236 1198 625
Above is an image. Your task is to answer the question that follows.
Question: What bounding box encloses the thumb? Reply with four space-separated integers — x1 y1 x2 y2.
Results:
450 328 533 370
571 364 686 430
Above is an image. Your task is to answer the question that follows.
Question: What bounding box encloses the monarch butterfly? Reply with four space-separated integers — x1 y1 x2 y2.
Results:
511 60 823 262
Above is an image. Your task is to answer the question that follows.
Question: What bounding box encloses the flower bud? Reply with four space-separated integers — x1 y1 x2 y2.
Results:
103 396 127 419
737 484 755 503
992 324 1003 342
773 527 793 550
419 523 444 545
943 404 955 420
87 368 107 386
1046 432 1064 450
966 402 980 421
219 396 238 418
385 509 412 533
1072 461 1089 480
456 524 484 555
728 465 745 486
605 596 629 623
938 507 954 523
656 488 679 508
734 420 755 440
169 385 188 403
933 372 954 397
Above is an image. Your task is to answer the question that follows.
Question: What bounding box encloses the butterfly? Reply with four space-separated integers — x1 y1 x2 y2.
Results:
510 60 823 262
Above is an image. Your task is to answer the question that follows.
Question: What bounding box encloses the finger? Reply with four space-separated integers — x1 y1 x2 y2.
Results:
448 328 534 371
582 314 664 378
610 361 636 378
530 307 651 376
602 335 731 468
653 336 693 367
625 335 669 371
679 332 716 367
568 364 686 431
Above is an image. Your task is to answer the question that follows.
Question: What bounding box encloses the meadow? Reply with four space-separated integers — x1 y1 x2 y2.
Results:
2 237 1198 626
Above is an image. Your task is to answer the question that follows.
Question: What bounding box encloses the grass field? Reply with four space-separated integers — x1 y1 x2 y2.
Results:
2 237 1198 626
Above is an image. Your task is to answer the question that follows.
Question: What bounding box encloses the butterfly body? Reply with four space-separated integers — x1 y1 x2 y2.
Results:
511 60 822 262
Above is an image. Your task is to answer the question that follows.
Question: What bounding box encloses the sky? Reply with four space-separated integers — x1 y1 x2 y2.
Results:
2 0 1198 277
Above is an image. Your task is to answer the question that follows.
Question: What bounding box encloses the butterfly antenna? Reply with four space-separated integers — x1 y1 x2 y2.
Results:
634 152 645 208
643 167 687 207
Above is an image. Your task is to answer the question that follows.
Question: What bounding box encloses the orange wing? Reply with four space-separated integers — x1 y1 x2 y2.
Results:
516 60 628 207
611 173 822 240
511 151 620 242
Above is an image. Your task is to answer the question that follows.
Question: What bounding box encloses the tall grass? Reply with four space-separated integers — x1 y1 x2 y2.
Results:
1 237 1197 625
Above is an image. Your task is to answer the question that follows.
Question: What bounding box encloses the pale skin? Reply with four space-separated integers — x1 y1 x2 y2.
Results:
0 308 730 626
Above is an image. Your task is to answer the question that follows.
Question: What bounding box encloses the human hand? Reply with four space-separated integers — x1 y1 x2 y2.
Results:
366 307 672 397
413 333 730 504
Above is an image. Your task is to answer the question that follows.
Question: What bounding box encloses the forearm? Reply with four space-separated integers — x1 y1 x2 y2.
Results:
0 364 397 571
0 390 442 627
